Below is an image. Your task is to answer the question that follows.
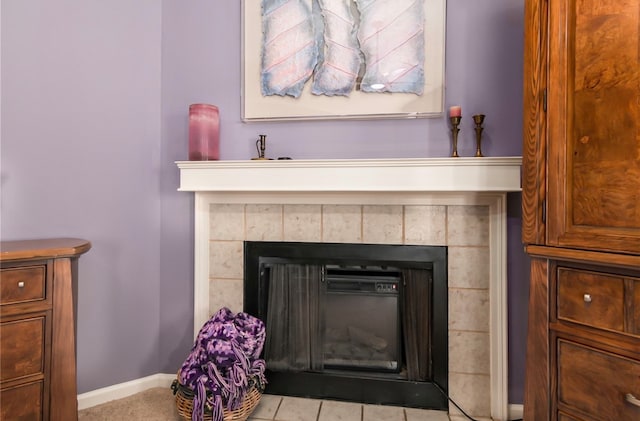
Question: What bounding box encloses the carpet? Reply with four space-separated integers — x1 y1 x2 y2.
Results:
78 387 182 421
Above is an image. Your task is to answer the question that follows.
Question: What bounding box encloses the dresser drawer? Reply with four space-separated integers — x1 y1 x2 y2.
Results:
0 381 44 421
1 265 46 305
0 315 46 382
557 268 625 332
558 340 640 420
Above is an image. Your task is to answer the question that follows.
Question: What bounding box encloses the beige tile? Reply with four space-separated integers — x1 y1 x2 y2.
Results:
404 205 447 245
210 204 245 240
249 393 282 420
210 241 243 279
446 206 489 246
362 205 403 244
404 407 450 421
448 331 490 375
362 404 405 421
448 416 492 421
209 278 243 315
448 373 491 418
283 205 322 242
317 399 361 421
448 289 490 332
274 396 321 421
447 247 490 289
246 204 283 241
322 205 362 243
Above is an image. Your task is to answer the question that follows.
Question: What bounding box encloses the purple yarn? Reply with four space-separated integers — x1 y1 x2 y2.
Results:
179 307 266 421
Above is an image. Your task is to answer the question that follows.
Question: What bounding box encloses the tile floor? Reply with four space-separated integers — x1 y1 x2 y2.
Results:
247 394 452 421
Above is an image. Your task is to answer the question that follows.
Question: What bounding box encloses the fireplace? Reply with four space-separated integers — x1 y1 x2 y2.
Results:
243 241 448 409
177 157 522 420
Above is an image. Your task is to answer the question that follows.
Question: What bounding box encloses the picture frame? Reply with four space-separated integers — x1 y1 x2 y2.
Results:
241 0 446 122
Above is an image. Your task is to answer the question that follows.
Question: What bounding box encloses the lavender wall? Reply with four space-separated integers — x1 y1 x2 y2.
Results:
1 0 163 393
2 0 527 404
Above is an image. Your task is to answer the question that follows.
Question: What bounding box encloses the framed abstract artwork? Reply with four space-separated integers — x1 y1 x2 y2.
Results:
241 0 446 121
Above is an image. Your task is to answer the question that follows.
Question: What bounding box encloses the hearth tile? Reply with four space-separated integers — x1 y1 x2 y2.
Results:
249 394 282 420
404 205 447 245
210 241 243 279
448 289 490 332
210 204 245 240
362 205 403 244
283 205 322 242
447 247 490 289
447 373 491 418
274 396 321 421
209 278 243 315
362 404 404 421
448 416 492 421
246 204 283 241
405 407 450 421
448 331 490 374
317 399 361 421
446 206 489 246
322 205 362 243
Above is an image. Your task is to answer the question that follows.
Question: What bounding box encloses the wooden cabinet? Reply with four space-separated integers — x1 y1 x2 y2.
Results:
522 0 640 420
0 238 90 421
523 0 640 253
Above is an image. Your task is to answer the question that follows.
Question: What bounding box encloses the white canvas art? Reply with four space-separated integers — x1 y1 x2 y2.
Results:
242 0 446 121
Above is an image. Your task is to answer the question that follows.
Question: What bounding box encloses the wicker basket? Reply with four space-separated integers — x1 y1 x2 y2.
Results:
172 378 262 421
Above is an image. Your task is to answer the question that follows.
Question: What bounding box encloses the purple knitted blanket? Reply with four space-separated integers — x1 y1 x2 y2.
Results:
178 307 266 421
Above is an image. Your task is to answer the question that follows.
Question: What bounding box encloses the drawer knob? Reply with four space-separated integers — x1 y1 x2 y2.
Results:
626 393 640 407
583 293 592 303
18 281 25 288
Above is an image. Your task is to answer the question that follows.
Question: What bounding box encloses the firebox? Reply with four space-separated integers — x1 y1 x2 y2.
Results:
324 266 402 373
243 241 448 410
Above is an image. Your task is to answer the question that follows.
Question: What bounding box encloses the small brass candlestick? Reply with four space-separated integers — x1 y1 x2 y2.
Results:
449 116 461 157
473 114 485 157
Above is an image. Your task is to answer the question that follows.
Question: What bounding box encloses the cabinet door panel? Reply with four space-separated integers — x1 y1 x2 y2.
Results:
547 0 640 253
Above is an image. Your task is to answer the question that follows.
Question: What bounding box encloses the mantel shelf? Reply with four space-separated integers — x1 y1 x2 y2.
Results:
177 157 522 193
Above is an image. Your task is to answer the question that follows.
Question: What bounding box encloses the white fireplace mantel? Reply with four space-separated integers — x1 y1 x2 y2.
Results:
177 157 522 421
177 157 522 193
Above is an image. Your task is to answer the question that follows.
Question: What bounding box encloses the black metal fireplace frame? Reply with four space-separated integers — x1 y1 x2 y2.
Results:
243 241 448 410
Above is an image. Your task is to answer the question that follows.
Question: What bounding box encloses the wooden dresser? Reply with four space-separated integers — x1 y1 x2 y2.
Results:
522 0 640 420
0 238 91 421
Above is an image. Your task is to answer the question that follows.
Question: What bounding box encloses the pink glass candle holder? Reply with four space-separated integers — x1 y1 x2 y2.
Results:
188 104 220 160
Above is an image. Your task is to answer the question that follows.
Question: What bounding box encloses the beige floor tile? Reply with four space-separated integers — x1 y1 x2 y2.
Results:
362 403 405 421
317 400 362 421
249 394 282 420
448 415 491 421
274 396 321 421
405 407 450 421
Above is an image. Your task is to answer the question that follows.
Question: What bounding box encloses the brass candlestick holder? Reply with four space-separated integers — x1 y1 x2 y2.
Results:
473 114 485 157
449 116 461 157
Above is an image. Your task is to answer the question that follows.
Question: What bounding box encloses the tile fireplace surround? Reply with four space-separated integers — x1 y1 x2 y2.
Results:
177 157 522 421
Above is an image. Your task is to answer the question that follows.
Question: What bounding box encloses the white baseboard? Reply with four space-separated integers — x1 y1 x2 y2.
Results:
77 373 176 410
508 404 524 420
